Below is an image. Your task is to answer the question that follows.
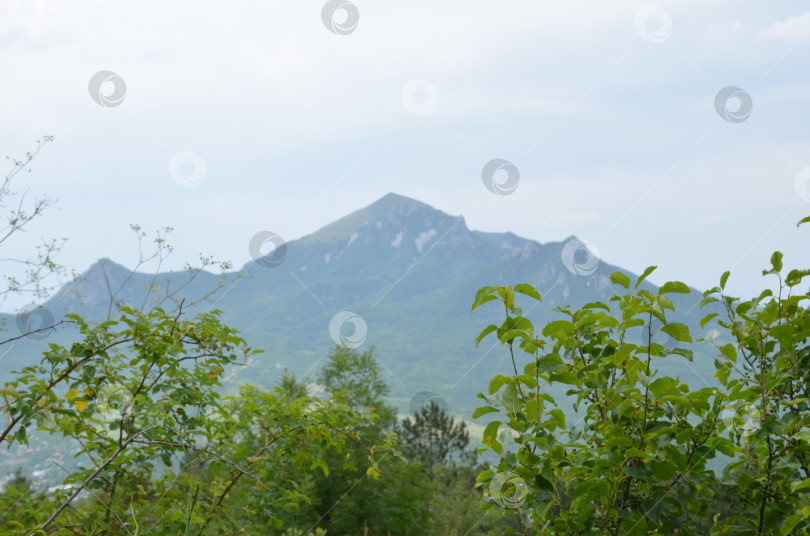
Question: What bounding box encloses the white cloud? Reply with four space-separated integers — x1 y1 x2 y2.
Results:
757 12 810 42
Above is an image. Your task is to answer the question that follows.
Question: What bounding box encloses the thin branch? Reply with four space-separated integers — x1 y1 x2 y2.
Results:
0 319 73 346
33 424 161 535
129 439 272 491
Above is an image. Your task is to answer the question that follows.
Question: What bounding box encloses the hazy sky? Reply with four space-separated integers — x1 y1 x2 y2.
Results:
1 0 810 312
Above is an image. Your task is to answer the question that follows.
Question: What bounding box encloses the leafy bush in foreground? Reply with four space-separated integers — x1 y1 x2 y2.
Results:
472 216 810 535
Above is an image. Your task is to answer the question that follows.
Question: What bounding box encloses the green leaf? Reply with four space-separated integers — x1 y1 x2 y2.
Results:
499 286 515 310
648 377 673 397
471 286 498 312
475 324 498 347
549 409 565 429
659 281 690 295
715 438 736 457
658 295 675 311
605 437 634 449
720 271 730 290
472 405 501 419
482 421 501 445
620 318 645 332
489 375 509 395
714 358 731 384
699 296 719 308
635 266 657 289
618 398 635 419
650 460 677 480
82 365 96 382
791 478 810 493
794 430 810 441
769 324 794 344
782 515 802 535
500 328 530 345
502 383 520 414
519 338 537 355
757 289 774 303
513 283 542 302
797 215 810 228
721 343 737 363
583 301 611 312
542 320 575 339
476 470 495 484
651 298 666 321
660 322 692 343
669 348 693 361
549 371 578 386
611 272 631 289
786 269 810 287
597 315 619 329
626 512 648 536
315 458 330 477
700 313 719 330
366 466 381 480
524 397 541 422
770 251 784 273
535 354 564 372
735 302 753 316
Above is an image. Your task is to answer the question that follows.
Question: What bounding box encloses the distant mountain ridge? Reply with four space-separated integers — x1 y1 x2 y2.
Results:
1 193 719 418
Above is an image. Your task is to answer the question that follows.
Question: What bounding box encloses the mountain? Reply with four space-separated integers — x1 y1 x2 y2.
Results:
0 193 719 419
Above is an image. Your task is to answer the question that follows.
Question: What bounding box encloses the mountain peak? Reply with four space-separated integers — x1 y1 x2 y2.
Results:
84 258 131 279
302 193 468 245
358 193 457 223
49 258 133 309
367 192 432 213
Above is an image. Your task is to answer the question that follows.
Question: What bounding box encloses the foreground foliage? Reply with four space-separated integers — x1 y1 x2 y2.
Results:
0 305 387 534
472 216 810 535
0 329 513 535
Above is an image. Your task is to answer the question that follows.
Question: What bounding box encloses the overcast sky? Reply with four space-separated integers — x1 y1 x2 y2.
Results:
1 0 810 312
